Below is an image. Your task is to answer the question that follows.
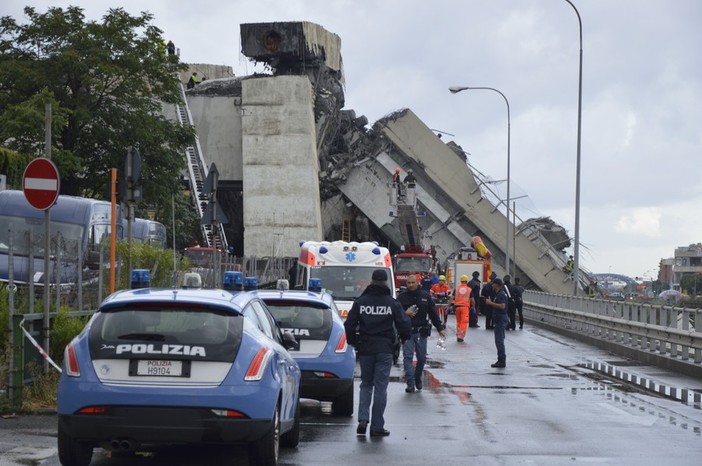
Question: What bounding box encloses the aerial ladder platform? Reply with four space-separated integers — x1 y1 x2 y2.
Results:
389 182 423 249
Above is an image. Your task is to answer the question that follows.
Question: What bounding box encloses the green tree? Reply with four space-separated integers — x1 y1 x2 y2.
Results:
0 6 196 243
0 147 33 186
680 273 702 297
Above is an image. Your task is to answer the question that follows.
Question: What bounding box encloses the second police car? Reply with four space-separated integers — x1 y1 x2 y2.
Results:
254 287 356 416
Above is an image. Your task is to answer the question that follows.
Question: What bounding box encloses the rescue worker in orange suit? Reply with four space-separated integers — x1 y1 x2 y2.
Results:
392 167 401 186
430 275 452 324
452 274 474 342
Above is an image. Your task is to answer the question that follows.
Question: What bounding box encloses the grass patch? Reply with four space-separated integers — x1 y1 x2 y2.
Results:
21 362 60 413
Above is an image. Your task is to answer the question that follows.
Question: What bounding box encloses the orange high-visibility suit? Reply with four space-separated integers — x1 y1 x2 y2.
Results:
453 282 472 341
430 282 452 322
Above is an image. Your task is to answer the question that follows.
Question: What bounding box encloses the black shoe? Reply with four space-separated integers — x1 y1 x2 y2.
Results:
370 429 390 437
491 361 506 368
356 421 368 436
486 325 494 329
519 325 523 329
415 380 423 391
456 338 464 342
405 386 415 393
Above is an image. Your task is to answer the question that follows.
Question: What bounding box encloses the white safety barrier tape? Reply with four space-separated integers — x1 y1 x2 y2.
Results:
19 318 63 373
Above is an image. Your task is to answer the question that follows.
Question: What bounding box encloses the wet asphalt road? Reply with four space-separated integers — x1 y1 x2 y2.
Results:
2 318 702 466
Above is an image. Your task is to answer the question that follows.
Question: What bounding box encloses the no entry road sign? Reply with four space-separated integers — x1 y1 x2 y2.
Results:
23 158 60 210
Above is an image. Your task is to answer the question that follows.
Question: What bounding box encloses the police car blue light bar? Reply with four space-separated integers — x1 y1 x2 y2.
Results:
244 276 258 291
130 269 150 289
309 278 322 292
223 271 243 290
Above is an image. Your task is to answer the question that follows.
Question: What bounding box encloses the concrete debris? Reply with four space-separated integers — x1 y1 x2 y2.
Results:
519 217 571 252
186 76 244 97
240 22 344 82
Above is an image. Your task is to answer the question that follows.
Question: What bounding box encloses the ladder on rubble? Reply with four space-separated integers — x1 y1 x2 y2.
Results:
175 83 228 251
341 218 352 242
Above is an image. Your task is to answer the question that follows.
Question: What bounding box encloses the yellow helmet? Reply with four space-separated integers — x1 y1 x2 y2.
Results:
439 275 446 281
460 274 469 282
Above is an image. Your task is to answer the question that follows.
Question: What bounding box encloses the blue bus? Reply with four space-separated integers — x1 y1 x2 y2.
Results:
0 190 129 284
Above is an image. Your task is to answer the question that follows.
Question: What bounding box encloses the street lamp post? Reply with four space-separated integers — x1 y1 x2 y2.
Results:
449 86 511 275
564 0 583 295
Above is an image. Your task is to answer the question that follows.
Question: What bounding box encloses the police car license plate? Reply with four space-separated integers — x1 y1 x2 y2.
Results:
136 360 183 377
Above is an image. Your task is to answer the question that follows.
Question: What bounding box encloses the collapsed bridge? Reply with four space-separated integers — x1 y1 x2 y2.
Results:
174 20 589 293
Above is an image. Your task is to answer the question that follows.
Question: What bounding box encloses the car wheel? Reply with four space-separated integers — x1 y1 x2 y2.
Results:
248 403 280 466
332 384 354 416
280 399 300 448
58 423 93 466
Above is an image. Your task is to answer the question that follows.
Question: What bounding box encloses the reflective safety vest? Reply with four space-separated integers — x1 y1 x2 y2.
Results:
430 283 451 297
454 283 471 307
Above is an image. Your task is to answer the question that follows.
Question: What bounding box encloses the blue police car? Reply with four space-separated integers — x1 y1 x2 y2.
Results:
57 279 301 466
254 289 356 416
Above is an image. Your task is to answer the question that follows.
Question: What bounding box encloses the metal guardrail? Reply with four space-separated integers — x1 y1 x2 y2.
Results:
523 291 702 374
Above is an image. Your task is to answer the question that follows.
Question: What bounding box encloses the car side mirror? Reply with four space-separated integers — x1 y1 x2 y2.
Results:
282 331 298 351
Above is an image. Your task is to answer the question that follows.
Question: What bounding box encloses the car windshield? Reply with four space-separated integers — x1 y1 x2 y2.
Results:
184 248 219 267
263 300 331 340
395 257 433 272
265 302 326 328
310 266 392 300
0 214 83 256
99 308 232 345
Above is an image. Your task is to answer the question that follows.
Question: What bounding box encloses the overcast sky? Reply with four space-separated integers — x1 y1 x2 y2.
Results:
3 1 701 279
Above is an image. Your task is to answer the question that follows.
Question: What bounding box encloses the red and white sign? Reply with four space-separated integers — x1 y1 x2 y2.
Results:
22 158 60 210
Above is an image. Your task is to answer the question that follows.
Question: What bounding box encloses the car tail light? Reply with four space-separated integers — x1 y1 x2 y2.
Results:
211 409 247 418
77 406 109 415
244 347 272 381
64 343 80 377
312 371 338 378
334 332 347 353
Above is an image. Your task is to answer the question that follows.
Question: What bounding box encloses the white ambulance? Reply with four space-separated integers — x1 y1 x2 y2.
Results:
295 240 396 320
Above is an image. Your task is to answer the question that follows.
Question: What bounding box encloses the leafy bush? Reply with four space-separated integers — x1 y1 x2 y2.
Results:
50 306 89 365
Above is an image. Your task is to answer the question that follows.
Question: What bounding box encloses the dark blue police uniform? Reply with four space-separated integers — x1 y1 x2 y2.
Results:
398 287 444 392
481 281 496 329
345 271 411 436
490 279 509 367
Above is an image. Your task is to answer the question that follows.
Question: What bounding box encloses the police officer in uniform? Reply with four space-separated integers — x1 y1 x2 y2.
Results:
398 274 446 393
513 277 525 329
485 277 509 368
467 271 481 327
480 271 498 329
345 269 411 437
503 275 517 331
